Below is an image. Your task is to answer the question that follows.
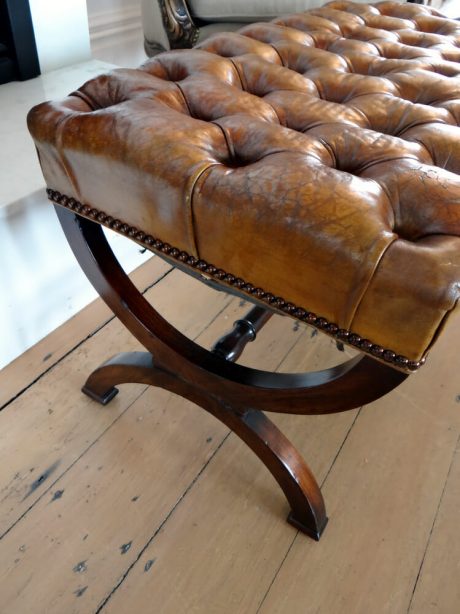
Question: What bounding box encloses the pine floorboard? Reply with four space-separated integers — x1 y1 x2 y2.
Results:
0 260 459 614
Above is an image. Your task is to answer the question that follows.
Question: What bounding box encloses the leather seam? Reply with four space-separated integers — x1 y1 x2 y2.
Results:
424 295 460 356
188 163 220 257
174 81 194 116
347 233 399 333
71 90 101 111
228 58 246 90
54 113 84 203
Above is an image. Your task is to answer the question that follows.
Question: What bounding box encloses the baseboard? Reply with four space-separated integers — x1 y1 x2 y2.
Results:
88 5 142 49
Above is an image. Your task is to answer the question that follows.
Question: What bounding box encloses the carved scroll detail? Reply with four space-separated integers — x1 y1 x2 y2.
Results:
158 0 200 48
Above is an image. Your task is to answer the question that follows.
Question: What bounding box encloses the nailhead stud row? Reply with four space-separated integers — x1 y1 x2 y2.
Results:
47 188 425 372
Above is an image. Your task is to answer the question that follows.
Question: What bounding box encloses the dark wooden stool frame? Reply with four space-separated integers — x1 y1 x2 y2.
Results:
56 205 408 541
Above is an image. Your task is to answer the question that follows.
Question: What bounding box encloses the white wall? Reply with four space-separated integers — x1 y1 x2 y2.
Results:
29 0 91 73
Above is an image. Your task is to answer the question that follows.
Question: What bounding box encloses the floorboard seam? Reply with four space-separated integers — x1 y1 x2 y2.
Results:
2 287 343 607
255 534 297 614
0 385 148 541
95 321 307 611
0 265 174 412
95 431 233 613
319 407 362 487
0 290 232 541
255 407 363 613
406 432 460 614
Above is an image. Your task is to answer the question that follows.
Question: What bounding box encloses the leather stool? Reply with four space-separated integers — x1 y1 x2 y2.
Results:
28 1 460 540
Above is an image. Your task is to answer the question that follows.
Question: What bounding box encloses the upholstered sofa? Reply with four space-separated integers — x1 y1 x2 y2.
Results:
142 0 427 55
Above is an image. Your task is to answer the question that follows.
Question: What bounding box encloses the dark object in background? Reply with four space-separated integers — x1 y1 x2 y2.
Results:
0 0 40 85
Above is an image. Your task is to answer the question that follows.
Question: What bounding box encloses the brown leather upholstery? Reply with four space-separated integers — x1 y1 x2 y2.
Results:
28 1 460 372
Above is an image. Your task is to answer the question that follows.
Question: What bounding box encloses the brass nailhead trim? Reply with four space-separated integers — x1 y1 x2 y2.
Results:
47 188 425 373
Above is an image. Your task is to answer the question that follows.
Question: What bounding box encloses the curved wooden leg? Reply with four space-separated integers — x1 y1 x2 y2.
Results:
233 408 328 540
83 350 327 539
207 403 328 540
55 205 408 540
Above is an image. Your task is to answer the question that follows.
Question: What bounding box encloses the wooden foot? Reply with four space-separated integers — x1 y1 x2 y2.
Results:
81 352 155 404
55 206 408 540
287 511 328 541
82 384 118 405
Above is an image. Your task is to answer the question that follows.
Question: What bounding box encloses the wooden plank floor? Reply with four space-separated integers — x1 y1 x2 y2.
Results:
0 255 459 614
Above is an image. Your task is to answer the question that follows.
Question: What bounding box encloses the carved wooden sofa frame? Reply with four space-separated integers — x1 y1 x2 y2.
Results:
155 0 200 52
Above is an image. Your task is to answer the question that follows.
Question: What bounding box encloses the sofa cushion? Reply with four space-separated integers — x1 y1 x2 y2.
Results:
189 0 392 22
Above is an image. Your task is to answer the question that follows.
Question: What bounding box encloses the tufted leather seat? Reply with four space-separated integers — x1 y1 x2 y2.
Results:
141 0 413 54
28 1 460 372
